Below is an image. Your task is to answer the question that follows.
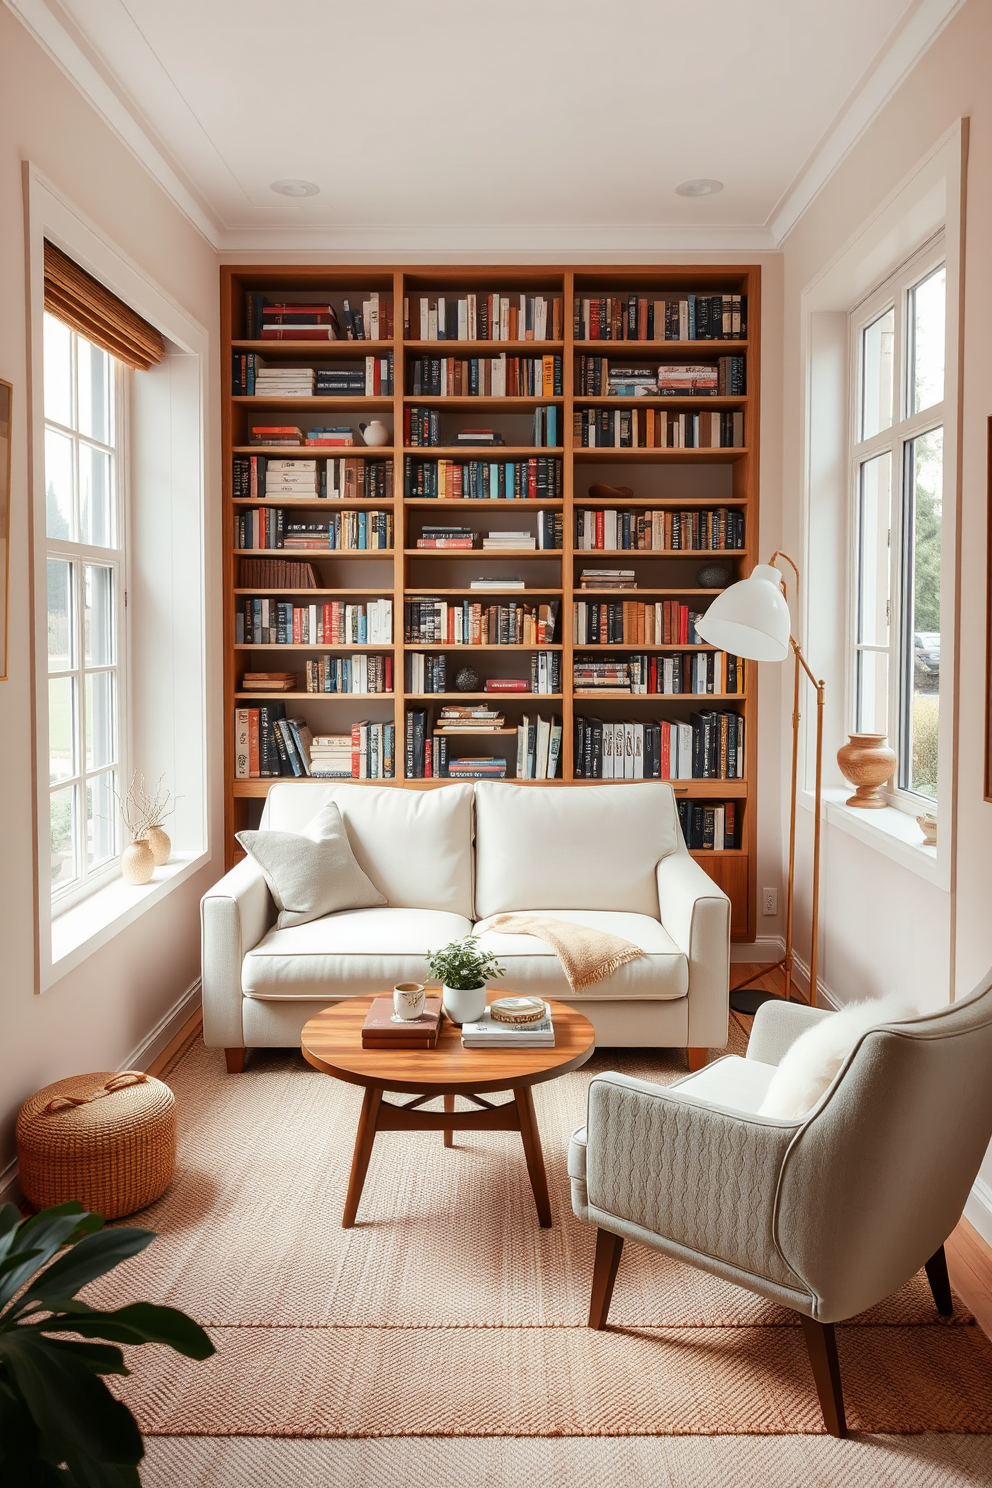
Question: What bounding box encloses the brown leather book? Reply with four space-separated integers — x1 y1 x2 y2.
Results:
361 996 441 1044
362 1035 437 1051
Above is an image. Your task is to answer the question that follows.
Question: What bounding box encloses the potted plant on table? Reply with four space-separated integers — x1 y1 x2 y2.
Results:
426 935 504 1025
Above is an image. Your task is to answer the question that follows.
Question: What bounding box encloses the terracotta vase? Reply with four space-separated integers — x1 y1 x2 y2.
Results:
147 824 171 866
836 733 897 809
122 838 155 885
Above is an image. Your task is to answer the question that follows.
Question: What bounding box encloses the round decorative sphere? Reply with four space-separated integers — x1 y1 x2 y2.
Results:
697 563 731 590
454 666 480 692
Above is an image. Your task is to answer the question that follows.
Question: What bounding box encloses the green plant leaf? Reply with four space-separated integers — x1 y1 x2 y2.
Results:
0 1332 142 1466
0 1213 103 1315
14 1231 154 1317
0 1204 22 1267
63 1454 142 1488
32 1304 215 1361
43 1340 128 1377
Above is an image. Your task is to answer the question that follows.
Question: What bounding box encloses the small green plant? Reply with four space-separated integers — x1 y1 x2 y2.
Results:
0 1200 214 1486
426 935 505 991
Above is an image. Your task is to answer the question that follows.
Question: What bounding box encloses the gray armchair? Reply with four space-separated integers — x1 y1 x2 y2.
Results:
569 971 992 1436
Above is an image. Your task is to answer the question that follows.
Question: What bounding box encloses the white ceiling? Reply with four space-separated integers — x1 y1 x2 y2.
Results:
8 0 964 251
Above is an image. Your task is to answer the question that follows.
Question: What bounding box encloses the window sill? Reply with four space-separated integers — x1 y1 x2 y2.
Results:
46 850 208 990
799 788 947 889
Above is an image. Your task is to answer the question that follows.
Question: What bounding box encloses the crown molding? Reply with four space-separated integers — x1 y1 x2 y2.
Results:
4 0 221 246
768 0 966 244
214 222 777 258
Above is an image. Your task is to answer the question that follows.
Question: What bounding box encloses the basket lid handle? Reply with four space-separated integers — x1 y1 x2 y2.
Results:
42 1071 148 1114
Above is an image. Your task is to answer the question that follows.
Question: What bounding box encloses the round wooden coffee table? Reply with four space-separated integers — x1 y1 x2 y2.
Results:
302 997 595 1229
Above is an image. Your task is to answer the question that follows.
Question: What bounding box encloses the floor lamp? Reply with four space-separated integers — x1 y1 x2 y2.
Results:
695 552 825 1016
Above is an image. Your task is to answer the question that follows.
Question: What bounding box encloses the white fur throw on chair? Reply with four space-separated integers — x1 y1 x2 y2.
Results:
758 993 919 1120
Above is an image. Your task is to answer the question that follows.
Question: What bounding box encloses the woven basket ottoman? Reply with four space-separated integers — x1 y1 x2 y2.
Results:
17 1071 176 1219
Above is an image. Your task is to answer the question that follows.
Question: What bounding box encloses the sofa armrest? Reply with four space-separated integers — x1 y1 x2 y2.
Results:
582 1072 800 1285
200 856 275 1049
747 1000 834 1066
656 850 730 1049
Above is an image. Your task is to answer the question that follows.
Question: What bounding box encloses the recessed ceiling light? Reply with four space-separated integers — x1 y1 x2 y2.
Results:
675 179 724 197
269 179 320 198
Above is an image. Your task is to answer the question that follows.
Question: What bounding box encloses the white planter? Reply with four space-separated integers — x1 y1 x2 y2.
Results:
442 983 487 1025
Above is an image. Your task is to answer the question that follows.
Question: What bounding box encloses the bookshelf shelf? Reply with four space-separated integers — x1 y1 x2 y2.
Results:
223 263 760 935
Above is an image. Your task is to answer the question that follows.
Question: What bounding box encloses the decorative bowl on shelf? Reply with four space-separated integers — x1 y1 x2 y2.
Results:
455 666 481 692
697 563 731 589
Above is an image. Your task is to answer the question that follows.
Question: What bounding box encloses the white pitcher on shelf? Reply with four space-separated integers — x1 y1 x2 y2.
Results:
359 420 389 447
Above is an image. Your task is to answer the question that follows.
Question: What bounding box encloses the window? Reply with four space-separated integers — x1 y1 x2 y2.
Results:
44 312 127 904
851 243 945 807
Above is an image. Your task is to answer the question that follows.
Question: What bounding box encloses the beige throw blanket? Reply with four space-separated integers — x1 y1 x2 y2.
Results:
476 913 644 992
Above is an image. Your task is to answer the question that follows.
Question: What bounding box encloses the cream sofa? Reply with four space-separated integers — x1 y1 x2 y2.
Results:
201 780 731 1068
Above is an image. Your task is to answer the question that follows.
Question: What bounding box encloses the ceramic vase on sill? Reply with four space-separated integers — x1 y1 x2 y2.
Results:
146 824 172 866
442 983 487 1026
837 732 897 809
122 838 155 886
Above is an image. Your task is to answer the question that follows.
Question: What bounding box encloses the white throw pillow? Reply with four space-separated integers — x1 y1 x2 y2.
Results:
236 802 386 929
757 992 919 1121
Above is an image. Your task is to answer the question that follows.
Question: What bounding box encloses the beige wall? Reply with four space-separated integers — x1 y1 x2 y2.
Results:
778 0 992 1222
0 7 222 1182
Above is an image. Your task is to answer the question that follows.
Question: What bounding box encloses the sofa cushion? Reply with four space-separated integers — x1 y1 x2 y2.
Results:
260 781 475 916
671 1054 778 1115
472 910 687 1001
243 908 473 1000
474 781 680 918
236 802 386 929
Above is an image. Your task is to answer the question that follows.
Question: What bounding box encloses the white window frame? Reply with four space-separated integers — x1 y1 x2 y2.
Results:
44 319 131 910
848 234 946 815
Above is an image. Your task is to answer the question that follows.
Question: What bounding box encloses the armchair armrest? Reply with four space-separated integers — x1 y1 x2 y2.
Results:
656 849 730 1049
200 856 275 1049
583 1071 802 1288
747 1001 834 1066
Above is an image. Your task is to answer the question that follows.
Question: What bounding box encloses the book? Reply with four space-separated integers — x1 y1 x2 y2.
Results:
461 1006 555 1047
361 996 442 1049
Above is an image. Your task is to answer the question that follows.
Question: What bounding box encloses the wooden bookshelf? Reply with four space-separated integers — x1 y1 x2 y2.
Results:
222 265 759 938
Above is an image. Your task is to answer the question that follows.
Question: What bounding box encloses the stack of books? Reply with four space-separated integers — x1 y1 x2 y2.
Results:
251 425 303 447
482 531 535 550
470 577 525 591
309 734 354 778
255 365 315 398
315 367 367 397
461 1004 554 1048
607 365 658 396
580 569 636 590
434 706 505 732
240 672 297 693
417 525 475 549
265 459 320 498
361 997 442 1050
306 426 355 447
447 757 507 779
455 429 505 447
259 303 340 341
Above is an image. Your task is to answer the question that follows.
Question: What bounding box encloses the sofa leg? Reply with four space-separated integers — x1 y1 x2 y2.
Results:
588 1228 624 1331
224 1048 246 1074
686 1047 707 1073
924 1243 954 1316
799 1314 847 1438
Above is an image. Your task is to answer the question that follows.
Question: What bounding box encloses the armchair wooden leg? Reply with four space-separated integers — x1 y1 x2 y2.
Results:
799 1314 847 1438
686 1047 707 1073
224 1048 246 1074
588 1228 624 1331
924 1244 954 1316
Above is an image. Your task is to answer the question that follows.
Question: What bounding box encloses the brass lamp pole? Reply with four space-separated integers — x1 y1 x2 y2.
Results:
695 551 825 1015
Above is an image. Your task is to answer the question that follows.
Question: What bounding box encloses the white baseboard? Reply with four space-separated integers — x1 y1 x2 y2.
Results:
963 1177 992 1248
731 936 785 964
0 979 202 1210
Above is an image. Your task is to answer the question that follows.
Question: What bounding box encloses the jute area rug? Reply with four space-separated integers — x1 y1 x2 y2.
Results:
84 1019 992 1452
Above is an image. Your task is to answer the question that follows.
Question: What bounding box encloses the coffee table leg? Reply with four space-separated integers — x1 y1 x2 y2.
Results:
514 1085 552 1228
443 1093 455 1149
342 1085 382 1228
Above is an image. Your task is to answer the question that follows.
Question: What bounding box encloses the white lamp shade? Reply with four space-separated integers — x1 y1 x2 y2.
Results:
694 563 791 662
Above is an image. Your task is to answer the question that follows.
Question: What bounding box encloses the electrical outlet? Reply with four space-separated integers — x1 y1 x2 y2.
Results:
762 887 778 916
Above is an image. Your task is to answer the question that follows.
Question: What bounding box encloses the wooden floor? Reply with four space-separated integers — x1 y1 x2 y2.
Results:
732 963 992 1341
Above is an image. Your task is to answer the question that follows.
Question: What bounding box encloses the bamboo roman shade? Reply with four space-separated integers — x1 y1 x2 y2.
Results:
44 242 164 371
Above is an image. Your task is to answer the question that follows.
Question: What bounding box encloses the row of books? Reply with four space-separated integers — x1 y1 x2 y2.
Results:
403 456 562 501
404 599 559 646
574 711 744 780
577 357 746 397
233 704 319 778
573 601 713 646
244 294 392 341
404 408 560 449
406 294 563 342
405 650 562 695
249 425 366 449
678 799 741 851
573 408 745 450
235 509 393 551
408 355 563 398
236 598 393 646
233 455 393 502
232 354 394 396
413 514 561 549
237 557 320 590
575 508 745 551
311 722 396 778
574 294 747 342
515 715 563 779
303 654 392 694
573 652 744 695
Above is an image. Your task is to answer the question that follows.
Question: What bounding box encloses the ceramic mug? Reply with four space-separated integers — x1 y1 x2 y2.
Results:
393 982 426 1021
